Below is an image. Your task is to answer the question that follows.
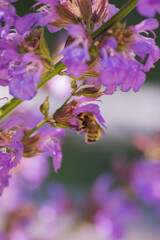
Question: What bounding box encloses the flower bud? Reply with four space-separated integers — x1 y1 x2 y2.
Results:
75 87 103 98
40 96 49 117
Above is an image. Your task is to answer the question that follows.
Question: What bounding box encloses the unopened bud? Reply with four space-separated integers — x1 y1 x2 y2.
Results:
75 87 103 98
40 96 49 117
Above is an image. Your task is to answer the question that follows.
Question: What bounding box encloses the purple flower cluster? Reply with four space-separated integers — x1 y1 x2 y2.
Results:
0 115 24 195
0 1 44 100
85 18 160 95
21 0 159 95
0 0 159 99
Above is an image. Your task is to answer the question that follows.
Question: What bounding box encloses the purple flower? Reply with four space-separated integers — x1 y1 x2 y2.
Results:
60 24 90 78
0 115 24 195
131 19 160 72
99 38 146 94
9 53 44 100
137 0 160 17
130 160 160 207
36 127 65 173
0 38 44 100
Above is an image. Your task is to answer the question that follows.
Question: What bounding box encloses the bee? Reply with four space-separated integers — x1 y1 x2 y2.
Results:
77 112 105 143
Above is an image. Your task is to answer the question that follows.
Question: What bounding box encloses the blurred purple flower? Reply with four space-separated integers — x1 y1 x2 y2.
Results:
130 160 160 207
47 181 73 214
137 0 160 17
89 174 137 239
0 177 73 240
18 154 49 189
0 175 25 213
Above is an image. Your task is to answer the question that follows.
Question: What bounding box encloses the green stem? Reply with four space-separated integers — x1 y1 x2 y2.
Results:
38 62 65 88
0 98 23 120
92 0 138 40
21 119 47 141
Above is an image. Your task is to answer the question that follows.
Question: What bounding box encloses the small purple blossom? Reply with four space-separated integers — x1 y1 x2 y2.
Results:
36 127 65 173
137 0 160 17
99 39 146 94
9 53 44 100
60 24 90 78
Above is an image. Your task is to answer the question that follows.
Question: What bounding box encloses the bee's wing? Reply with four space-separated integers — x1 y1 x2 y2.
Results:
95 121 105 135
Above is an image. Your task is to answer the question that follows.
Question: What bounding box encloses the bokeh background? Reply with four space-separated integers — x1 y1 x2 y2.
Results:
0 0 160 239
